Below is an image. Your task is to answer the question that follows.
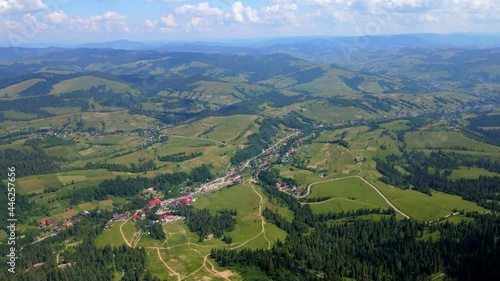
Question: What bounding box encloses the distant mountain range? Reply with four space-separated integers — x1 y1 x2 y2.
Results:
3 33 499 65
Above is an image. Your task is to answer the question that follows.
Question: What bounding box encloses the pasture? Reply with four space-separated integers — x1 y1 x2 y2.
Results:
306 177 390 213
50 76 140 95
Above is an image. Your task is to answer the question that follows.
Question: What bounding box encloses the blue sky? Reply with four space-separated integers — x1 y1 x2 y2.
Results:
0 0 499 46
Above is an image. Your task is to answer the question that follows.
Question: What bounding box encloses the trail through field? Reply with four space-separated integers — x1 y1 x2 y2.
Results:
302 197 381 208
172 223 232 281
156 248 181 281
356 176 410 219
167 134 224 145
120 215 134 247
250 181 272 250
297 165 411 219
56 241 81 264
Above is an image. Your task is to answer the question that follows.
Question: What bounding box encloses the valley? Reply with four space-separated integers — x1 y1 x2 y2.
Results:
0 39 499 281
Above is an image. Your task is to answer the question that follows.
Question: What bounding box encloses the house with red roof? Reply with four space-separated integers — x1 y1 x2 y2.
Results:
131 214 141 221
39 218 53 227
162 214 175 222
148 198 162 206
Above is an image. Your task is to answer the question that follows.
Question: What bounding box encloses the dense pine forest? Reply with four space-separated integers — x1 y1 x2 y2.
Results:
375 151 500 210
0 210 162 280
210 172 500 281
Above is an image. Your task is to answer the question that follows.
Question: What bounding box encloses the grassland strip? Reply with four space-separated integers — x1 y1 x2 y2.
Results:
167 134 224 145
156 247 181 281
119 215 134 247
250 180 272 250
297 165 411 219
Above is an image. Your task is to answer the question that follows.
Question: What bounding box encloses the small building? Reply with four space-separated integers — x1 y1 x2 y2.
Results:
162 214 175 222
148 198 162 206
131 215 141 221
65 221 72 228
113 213 127 221
39 218 53 227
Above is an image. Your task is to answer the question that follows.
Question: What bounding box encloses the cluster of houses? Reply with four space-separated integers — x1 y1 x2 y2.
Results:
39 210 91 233
109 196 193 227
275 182 300 195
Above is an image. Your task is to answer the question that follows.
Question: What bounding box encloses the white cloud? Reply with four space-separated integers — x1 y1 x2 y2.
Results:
160 14 177 27
47 10 68 24
145 19 157 29
232 2 245 23
175 2 223 16
0 0 47 15
44 10 130 33
261 0 299 25
227 2 260 23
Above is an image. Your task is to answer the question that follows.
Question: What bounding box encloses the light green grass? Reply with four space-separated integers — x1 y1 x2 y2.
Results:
0 78 45 99
95 222 127 247
450 166 498 179
50 76 139 95
406 130 500 153
367 178 487 221
307 177 390 213
193 184 263 244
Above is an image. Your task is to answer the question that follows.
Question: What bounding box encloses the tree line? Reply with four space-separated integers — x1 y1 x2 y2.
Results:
68 164 214 205
208 169 500 281
176 205 236 242
157 151 203 162
375 150 500 210
0 209 164 280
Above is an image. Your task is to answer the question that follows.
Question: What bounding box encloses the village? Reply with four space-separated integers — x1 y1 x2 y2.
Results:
35 129 304 237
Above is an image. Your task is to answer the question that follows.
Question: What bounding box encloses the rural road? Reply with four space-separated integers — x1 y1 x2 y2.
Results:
250 180 272 250
356 176 410 219
296 165 411 219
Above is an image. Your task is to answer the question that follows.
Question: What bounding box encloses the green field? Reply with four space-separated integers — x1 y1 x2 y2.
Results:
306 177 390 213
449 166 499 179
0 78 45 99
50 76 140 95
406 129 500 153
95 222 127 247
368 179 487 221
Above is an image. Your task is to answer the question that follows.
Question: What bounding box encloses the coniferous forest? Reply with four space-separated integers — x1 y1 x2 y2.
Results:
210 173 500 281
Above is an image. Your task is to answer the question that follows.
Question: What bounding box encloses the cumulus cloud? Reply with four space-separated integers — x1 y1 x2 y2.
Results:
45 10 130 33
227 2 260 23
160 14 177 27
47 10 68 24
145 19 157 29
261 0 299 25
0 0 46 15
175 2 223 16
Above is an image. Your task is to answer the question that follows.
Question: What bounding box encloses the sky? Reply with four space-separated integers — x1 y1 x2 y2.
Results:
0 0 499 46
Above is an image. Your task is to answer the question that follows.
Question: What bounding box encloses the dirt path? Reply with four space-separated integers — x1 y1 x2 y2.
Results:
119 215 134 247
296 174 360 198
355 176 410 219
297 164 411 219
156 247 181 281
167 134 224 145
302 197 381 208
172 223 232 281
250 181 272 250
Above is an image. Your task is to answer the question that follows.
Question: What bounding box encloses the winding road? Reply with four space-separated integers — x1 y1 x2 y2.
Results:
297 165 410 219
